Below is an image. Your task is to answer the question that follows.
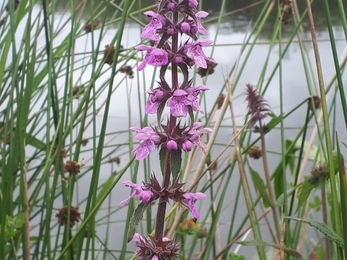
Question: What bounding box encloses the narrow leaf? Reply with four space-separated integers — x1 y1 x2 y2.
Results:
237 240 303 259
171 149 182 180
127 203 150 243
249 166 272 208
264 114 281 133
188 106 194 124
296 178 314 212
157 101 166 124
95 174 116 209
229 252 246 260
159 147 167 174
285 217 344 247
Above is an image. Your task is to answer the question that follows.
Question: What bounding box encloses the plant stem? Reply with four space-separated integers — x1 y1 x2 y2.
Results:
155 150 171 240
321 185 330 260
305 1 342 258
259 124 280 240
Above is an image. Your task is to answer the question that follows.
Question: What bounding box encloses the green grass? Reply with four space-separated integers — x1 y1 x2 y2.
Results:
0 0 346 259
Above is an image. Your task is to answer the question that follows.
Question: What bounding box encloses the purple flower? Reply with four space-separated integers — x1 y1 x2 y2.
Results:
141 11 164 41
192 11 209 35
130 126 161 160
188 0 198 8
120 181 155 206
167 89 191 117
245 84 270 126
145 89 165 114
136 45 169 71
185 40 215 68
186 85 209 113
132 233 175 260
182 192 206 218
184 122 212 153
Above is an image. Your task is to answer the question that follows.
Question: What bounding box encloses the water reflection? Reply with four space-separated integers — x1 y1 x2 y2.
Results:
51 0 346 37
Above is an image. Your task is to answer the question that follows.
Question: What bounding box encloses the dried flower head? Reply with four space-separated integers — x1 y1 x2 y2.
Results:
103 45 124 65
56 206 81 228
83 18 100 33
81 139 89 146
196 59 218 77
308 164 329 186
211 161 218 171
281 5 292 24
108 156 120 165
308 95 321 110
120 65 134 78
247 146 262 159
216 94 225 110
104 45 116 65
64 160 83 174
280 0 292 24
51 146 68 159
73 85 85 98
60 149 68 159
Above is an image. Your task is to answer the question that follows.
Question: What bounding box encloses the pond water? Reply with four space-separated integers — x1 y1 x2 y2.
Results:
2 0 347 259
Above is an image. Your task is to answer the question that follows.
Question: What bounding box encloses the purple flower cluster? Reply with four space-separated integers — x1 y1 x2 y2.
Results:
121 180 206 218
121 0 215 258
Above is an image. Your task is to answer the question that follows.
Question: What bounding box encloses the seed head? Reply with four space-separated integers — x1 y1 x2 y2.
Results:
56 206 81 228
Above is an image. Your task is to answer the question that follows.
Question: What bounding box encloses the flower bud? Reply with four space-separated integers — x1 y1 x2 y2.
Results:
180 22 191 33
167 27 175 35
155 90 164 100
182 140 193 152
175 56 184 64
167 2 175 10
167 140 178 150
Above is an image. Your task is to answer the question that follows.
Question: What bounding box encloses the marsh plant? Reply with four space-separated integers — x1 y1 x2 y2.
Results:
119 0 214 258
1 0 347 259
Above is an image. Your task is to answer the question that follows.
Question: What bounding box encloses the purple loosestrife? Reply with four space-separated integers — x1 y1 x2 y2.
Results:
245 84 270 131
122 1 216 258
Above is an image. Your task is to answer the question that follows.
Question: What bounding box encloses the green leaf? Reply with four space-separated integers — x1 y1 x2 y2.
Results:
264 113 281 133
159 147 167 174
286 138 323 162
157 101 166 124
170 149 182 180
296 178 314 212
26 134 46 150
127 203 150 243
285 217 344 247
95 174 116 209
308 196 322 211
188 106 194 124
15 212 25 228
228 252 246 260
332 150 344 174
316 247 324 260
249 166 272 208
30 236 39 242
237 240 304 259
